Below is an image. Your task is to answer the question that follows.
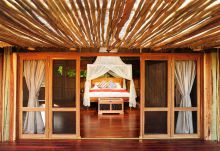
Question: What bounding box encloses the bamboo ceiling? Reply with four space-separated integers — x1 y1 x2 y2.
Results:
0 0 220 51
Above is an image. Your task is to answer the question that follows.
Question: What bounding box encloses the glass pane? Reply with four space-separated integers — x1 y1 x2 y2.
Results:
174 111 197 134
23 60 46 108
144 111 167 134
22 111 45 134
53 60 76 107
145 61 167 107
174 61 197 107
52 111 76 134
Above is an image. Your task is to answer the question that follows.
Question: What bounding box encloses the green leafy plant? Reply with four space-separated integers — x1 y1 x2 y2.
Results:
57 66 63 76
67 69 76 78
56 66 87 78
80 70 87 78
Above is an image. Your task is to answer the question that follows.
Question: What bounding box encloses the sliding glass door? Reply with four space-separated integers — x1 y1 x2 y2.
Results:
172 58 200 138
141 55 200 139
19 59 48 139
19 55 80 139
141 57 171 138
50 59 79 138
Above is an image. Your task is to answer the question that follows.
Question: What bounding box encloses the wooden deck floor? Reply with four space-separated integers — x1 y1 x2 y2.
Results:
80 108 140 138
0 140 220 151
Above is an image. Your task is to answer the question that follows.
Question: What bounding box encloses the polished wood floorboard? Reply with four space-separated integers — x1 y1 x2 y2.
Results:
0 140 220 151
80 108 140 138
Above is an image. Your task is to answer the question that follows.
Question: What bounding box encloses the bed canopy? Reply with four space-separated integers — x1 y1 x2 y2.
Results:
83 48 137 107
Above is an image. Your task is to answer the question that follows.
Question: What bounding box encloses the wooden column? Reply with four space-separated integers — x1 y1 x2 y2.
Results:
218 51 220 141
204 52 220 141
0 53 3 141
204 53 212 140
1 47 17 142
9 53 17 141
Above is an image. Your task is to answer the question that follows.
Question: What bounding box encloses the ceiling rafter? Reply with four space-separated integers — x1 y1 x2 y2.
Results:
0 0 219 50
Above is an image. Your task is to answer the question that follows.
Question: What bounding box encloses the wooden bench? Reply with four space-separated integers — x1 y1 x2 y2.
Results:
98 98 124 115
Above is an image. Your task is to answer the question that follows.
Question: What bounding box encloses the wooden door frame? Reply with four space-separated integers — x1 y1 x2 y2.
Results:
80 55 141 139
48 55 80 139
17 53 81 139
140 55 172 139
18 55 49 139
140 53 202 139
16 52 202 140
171 55 201 139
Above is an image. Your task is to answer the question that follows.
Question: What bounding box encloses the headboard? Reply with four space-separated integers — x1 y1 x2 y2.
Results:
91 77 123 87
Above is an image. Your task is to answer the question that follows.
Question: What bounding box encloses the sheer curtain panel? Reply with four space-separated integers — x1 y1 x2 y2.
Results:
23 60 45 134
175 61 196 134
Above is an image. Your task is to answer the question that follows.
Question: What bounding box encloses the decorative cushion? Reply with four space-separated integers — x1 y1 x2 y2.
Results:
108 81 117 88
115 83 122 89
97 81 109 88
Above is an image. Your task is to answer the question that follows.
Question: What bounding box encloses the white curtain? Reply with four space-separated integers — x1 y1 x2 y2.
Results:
175 60 196 134
83 57 137 107
23 60 45 134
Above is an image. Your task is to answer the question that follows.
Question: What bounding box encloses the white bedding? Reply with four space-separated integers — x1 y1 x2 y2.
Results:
89 92 130 98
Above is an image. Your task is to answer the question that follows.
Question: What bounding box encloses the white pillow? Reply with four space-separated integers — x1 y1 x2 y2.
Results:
91 82 100 89
93 85 99 89
108 81 116 88
115 83 122 89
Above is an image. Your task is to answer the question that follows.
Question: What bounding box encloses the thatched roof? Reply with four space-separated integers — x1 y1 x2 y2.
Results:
0 0 220 51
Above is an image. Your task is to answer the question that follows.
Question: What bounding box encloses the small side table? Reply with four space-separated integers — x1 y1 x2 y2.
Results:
98 98 124 115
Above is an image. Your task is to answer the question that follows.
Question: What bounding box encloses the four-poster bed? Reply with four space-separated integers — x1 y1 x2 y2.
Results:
89 77 130 103
83 55 137 108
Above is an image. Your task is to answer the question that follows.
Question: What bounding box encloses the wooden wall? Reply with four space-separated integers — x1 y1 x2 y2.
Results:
0 53 3 141
204 52 220 141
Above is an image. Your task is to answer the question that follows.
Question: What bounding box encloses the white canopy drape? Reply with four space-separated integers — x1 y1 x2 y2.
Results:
83 56 137 107
175 60 196 134
23 60 45 134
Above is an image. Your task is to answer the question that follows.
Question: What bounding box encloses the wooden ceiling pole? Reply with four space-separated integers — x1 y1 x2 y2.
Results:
110 0 134 48
137 0 203 48
154 12 219 48
53 0 85 47
0 29 48 47
76 0 94 47
89 0 100 47
148 0 216 49
96 0 101 47
100 0 108 45
203 41 220 49
44 0 80 47
130 1 182 48
124 0 164 48
165 17 220 48
0 15 55 47
83 0 97 47
113 0 150 48
16 0 78 47
57 0 88 47
105 0 116 48
24 0 79 47
0 0 219 50
0 2 62 47
170 25 220 49
184 35 220 49
108 0 125 48
70 0 91 47
121 0 161 48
